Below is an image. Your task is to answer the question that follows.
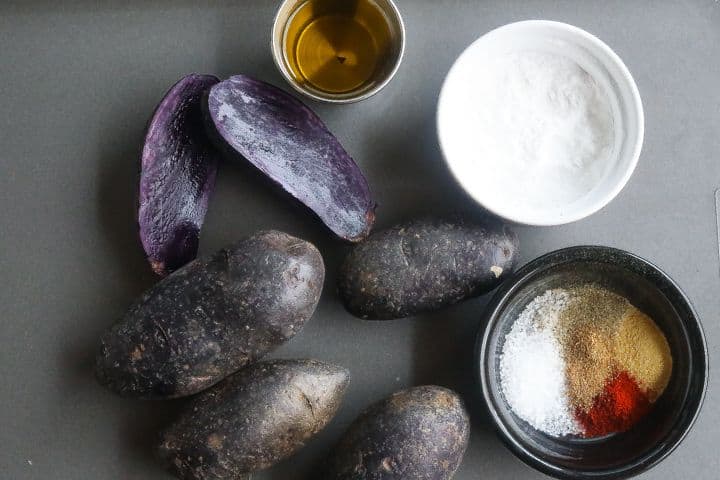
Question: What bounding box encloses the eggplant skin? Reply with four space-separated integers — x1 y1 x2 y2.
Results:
139 73 220 276
338 218 518 319
95 231 325 399
158 359 350 479
206 74 375 242
320 386 470 480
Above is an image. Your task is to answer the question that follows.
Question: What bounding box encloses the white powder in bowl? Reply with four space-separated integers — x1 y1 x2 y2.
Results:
499 288 581 436
445 50 615 217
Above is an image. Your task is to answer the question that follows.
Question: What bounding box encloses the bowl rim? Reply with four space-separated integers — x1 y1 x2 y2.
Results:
475 245 709 480
436 20 645 226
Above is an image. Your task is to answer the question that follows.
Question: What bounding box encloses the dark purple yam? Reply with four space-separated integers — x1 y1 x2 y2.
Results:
338 218 519 320
320 386 470 479
158 360 350 479
206 74 375 242
140 74 220 276
95 231 325 399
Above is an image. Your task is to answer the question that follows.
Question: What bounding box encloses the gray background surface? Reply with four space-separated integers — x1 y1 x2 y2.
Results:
0 1 718 479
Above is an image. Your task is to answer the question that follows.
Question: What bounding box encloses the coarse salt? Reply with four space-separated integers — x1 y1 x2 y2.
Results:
499 289 581 436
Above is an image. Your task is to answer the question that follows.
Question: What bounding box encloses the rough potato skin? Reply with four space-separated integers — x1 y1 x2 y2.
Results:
95 231 325 399
320 386 470 480
338 218 518 319
158 359 350 479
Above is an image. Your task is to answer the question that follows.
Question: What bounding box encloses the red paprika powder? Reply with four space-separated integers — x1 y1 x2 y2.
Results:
575 370 652 437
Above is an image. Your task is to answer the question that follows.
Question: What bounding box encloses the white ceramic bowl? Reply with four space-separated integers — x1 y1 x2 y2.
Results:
437 20 644 226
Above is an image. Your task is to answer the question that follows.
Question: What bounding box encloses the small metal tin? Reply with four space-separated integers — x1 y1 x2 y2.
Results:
271 0 405 104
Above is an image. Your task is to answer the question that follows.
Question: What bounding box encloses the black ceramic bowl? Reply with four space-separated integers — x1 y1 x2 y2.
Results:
477 246 708 480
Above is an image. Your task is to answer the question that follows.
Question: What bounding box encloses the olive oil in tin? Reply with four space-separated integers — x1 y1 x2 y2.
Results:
283 0 395 95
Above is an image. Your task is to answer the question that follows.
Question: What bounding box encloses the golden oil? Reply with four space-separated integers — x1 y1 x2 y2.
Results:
283 0 394 95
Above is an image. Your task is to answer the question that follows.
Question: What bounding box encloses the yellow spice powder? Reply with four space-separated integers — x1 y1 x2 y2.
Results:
614 308 673 401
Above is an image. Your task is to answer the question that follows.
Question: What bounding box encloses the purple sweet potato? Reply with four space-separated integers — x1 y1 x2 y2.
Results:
139 74 220 276
320 386 470 479
95 231 325 399
158 360 350 479
206 74 375 242
338 218 519 319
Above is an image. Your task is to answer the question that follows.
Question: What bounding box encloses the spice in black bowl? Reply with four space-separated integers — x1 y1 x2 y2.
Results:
498 285 673 439
477 246 708 480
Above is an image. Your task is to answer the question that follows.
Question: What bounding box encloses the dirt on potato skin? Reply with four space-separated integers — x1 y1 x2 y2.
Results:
95 231 325 399
338 218 518 319
158 359 350 479
320 385 470 480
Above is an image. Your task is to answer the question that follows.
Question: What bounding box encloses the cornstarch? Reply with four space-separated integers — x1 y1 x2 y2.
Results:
470 51 614 212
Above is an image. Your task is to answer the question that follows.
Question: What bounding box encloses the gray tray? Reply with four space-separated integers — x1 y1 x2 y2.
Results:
1 1 718 479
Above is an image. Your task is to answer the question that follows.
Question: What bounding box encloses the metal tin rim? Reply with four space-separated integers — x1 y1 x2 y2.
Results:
271 0 406 104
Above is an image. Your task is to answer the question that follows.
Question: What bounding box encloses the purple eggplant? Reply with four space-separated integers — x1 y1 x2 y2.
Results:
139 74 220 276
206 74 375 242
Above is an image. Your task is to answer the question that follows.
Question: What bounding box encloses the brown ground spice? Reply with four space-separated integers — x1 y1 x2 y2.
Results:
563 321 616 409
556 286 630 409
